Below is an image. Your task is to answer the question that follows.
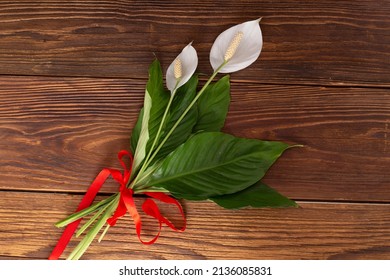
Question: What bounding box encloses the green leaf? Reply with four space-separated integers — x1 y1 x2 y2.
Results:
147 132 289 200
130 59 170 169
156 75 199 159
130 108 143 154
132 89 151 171
193 75 230 132
210 181 297 209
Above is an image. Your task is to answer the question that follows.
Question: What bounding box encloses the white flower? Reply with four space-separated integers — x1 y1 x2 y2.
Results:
166 43 198 92
210 19 263 73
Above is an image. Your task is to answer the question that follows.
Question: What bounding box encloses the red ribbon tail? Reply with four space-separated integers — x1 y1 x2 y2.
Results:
119 188 160 245
48 169 111 260
135 192 186 245
144 192 186 232
114 190 186 245
48 220 81 260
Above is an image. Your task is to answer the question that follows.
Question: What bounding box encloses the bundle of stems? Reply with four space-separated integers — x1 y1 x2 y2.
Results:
55 62 226 260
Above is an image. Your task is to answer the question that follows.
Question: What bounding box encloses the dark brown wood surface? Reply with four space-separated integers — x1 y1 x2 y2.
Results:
0 0 389 260
1 191 389 260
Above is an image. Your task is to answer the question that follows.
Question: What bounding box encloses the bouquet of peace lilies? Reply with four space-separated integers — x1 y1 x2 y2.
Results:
50 19 299 260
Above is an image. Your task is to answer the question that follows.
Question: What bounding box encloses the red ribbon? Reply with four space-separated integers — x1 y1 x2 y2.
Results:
49 150 186 260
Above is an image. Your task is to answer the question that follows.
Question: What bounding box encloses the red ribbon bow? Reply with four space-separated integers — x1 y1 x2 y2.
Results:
49 150 186 260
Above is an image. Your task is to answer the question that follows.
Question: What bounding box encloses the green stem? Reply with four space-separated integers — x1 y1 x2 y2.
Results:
76 203 109 237
98 224 111 243
131 88 177 187
141 62 226 170
67 196 119 260
132 163 160 188
55 194 117 228
134 186 169 193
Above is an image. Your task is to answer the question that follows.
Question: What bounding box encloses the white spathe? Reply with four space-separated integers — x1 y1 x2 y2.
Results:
166 43 198 92
210 19 263 73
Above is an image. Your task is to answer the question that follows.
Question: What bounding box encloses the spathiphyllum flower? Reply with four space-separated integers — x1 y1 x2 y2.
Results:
166 43 198 92
210 19 263 73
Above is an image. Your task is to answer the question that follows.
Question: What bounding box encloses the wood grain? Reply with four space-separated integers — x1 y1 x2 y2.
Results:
0 1 388 86
0 1 389 261
0 191 388 260
0 76 389 202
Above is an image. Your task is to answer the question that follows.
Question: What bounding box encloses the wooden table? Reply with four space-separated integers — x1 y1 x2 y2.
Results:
0 1 389 260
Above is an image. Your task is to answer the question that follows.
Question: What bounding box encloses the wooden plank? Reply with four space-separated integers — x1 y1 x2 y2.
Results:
0 1 388 86
0 76 389 202
0 191 389 259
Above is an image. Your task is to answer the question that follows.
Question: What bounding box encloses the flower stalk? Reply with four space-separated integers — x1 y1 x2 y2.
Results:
139 61 227 173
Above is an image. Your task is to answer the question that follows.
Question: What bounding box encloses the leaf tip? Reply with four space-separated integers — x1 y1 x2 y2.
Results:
288 144 305 149
290 200 300 208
